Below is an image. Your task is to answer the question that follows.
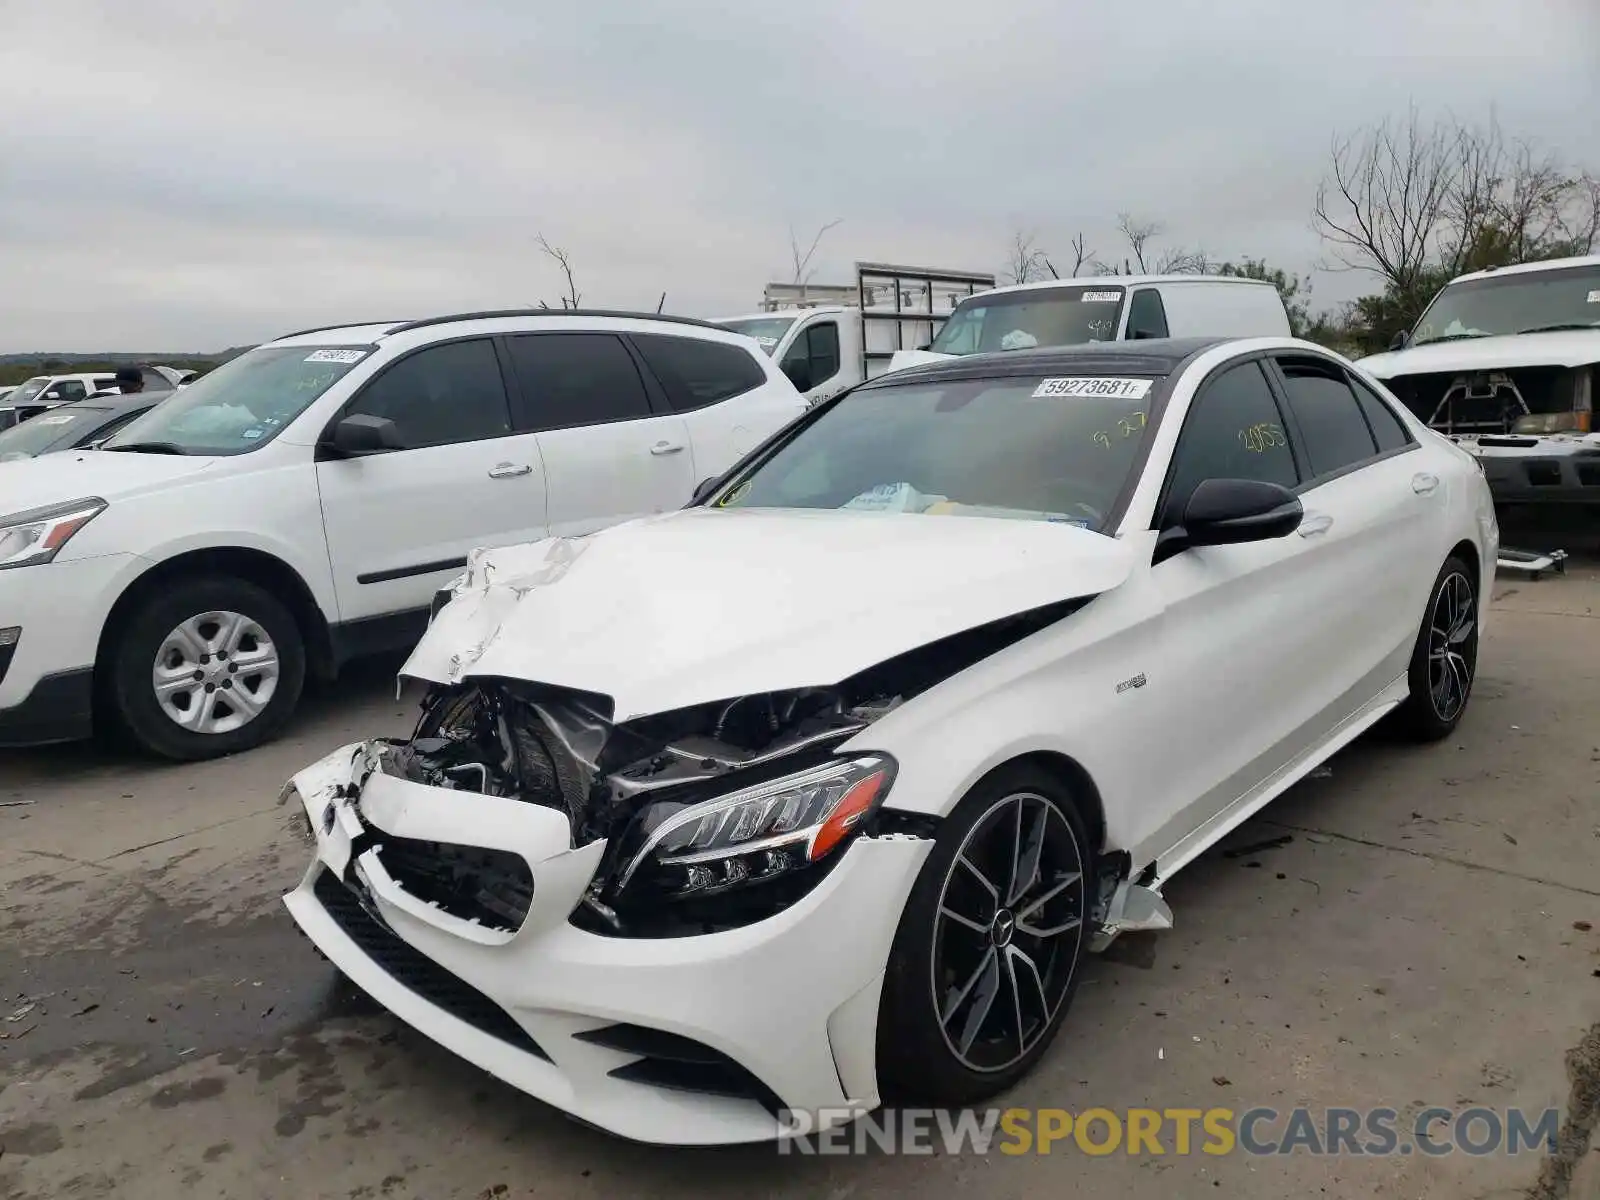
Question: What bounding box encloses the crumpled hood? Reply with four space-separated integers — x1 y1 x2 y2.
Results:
1359 330 1600 379
403 506 1134 721
0 449 218 514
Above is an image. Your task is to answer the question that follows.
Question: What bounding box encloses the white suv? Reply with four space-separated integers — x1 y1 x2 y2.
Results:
0 310 807 760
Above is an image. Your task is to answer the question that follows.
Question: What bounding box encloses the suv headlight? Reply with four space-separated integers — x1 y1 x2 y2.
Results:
0 498 107 570
613 754 896 904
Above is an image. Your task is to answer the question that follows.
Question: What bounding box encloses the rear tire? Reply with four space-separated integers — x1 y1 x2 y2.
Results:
105 576 306 761
1393 555 1479 742
876 764 1094 1106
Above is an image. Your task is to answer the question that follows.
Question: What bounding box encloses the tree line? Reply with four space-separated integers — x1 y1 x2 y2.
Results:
998 106 1598 357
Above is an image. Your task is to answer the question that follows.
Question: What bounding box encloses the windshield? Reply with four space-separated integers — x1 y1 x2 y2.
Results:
0 406 110 461
713 371 1158 531
1412 264 1600 345
102 345 373 455
929 286 1126 356
717 317 796 355
6 377 51 405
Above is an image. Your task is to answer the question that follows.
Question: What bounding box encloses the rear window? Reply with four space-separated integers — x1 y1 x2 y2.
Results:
632 333 767 412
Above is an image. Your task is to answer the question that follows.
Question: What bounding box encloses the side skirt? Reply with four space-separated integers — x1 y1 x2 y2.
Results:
1089 670 1409 952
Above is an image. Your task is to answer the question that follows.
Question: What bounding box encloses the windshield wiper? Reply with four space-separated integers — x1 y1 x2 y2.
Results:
100 441 189 455
1516 323 1600 335
1411 333 1488 346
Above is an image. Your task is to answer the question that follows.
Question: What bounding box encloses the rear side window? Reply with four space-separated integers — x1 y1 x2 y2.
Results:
1125 289 1169 339
506 333 653 429
631 333 766 412
1275 357 1379 478
1348 375 1413 453
1163 359 1298 523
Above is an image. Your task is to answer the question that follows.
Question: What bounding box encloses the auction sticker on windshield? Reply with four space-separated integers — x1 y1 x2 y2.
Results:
1033 377 1153 400
304 348 369 364
1080 291 1123 303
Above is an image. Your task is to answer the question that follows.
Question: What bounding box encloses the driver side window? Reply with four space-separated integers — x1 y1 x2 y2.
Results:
344 338 513 450
1162 360 1299 525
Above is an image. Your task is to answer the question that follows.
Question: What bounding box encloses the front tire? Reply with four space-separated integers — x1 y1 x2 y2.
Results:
876 764 1094 1106
105 576 306 761
1394 555 1480 742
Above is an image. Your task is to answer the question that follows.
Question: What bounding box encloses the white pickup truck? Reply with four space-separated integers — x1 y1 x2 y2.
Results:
1357 255 1600 510
716 263 996 405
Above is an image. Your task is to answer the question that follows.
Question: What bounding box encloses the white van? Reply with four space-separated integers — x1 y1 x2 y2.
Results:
886 275 1292 372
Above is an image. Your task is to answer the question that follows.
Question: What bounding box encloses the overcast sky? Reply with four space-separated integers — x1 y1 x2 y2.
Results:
2 0 1596 352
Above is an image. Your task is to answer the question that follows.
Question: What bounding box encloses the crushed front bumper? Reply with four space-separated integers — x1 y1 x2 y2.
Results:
280 741 930 1145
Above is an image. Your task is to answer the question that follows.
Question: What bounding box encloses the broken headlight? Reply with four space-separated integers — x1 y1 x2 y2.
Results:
612 754 896 906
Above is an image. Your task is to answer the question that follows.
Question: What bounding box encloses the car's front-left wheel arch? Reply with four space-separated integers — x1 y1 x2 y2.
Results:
997 750 1107 859
874 757 1101 1107
94 547 334 690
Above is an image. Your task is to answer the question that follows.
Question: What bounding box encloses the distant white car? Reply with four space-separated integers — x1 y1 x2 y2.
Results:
282 335 1496 1145
0 310 807 758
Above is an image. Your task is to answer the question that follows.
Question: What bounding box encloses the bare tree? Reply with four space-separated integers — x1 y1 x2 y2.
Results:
1153 245 1210 275
1116 213 1161 273
789 219 843 288
1004 228 1057 284
1091 214 1206 275
1067 231 1096 277
1313 106 1600 295
1312 105 1458 293
536 233 581 308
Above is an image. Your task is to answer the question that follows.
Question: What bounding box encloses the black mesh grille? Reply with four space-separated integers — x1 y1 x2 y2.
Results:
574 1023 784 1113
313 869 550 1061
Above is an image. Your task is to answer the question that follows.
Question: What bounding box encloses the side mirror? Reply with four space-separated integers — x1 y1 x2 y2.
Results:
781 358 812 393
1389 329 1411 351
325 413 403 457
916 341 933 352
1180 479 1303 548
690 476 720 505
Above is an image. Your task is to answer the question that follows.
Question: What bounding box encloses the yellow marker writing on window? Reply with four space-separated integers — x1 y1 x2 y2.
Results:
1238 423 1286 453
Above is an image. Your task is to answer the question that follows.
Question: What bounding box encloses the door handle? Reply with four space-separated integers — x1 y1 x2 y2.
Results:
1298 513 1334 538
1412 472 1440 495
488 462 532 479
650 440 685 456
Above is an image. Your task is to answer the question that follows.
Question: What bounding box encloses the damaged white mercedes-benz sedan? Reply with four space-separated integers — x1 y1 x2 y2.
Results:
281 336 1498 1144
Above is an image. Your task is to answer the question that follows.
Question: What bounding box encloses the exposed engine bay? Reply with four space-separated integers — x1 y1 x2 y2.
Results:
368 598 1084 937
1382 364 1593 436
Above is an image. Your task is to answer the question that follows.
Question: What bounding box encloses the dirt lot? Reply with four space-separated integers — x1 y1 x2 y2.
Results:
3 552 1598 1200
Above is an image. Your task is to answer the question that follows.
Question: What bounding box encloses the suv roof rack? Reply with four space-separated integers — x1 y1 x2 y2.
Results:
381 308 729 336
272 320 410 341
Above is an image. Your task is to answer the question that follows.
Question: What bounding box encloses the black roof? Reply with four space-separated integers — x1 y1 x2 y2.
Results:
862 337 1232 388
